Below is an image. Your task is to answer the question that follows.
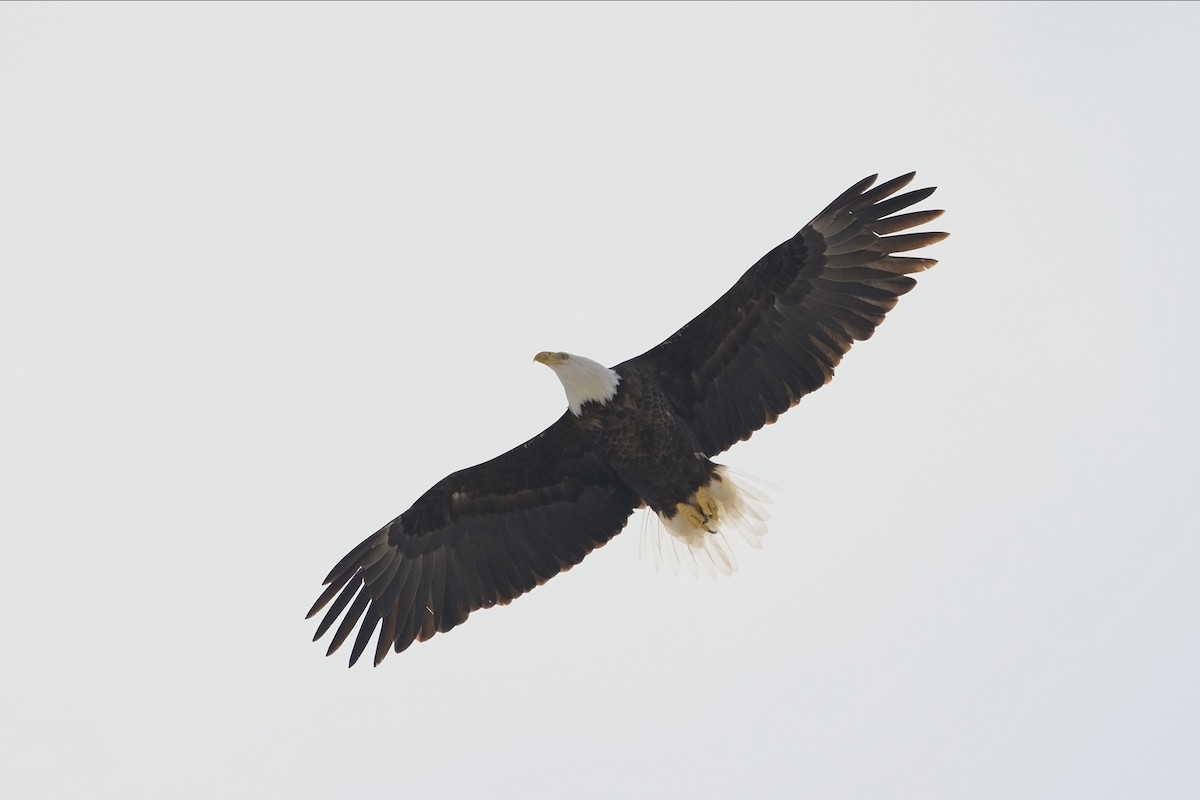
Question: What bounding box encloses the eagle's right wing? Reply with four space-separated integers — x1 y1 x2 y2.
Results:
307 413 639 666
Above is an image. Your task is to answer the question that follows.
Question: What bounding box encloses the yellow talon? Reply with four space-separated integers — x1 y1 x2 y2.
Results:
696 486 719 521
675 502 708 530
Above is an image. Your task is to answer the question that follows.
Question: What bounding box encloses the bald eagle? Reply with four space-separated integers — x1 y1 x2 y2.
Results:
308 173 947 666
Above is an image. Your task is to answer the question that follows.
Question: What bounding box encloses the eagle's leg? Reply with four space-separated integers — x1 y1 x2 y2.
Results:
674 502 709 530
695 486 719 522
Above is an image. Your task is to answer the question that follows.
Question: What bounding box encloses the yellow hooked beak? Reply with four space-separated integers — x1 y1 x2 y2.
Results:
533 351 567 366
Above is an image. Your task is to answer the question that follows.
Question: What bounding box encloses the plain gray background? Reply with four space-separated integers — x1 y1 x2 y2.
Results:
2 2 1197 798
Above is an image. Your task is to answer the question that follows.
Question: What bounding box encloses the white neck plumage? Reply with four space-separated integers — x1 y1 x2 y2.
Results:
535 352 621 415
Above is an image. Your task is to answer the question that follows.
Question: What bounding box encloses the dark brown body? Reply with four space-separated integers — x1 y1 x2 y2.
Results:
576 363 717 515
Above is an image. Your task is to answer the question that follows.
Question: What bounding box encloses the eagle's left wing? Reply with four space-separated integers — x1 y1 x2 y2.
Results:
620 173 947 457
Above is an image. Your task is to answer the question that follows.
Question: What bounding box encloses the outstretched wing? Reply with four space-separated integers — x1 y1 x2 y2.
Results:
307 413 639 666
622 173 947 457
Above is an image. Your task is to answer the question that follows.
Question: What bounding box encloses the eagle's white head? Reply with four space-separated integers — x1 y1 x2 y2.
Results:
534 351 621 415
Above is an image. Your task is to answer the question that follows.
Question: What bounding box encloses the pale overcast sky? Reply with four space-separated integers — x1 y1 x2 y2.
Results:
2 2 1198 798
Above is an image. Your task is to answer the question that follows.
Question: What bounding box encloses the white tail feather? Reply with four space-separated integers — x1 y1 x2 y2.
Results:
641 466 773 577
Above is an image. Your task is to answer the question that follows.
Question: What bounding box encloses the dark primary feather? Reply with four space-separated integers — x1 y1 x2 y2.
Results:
623 172 947 456
307 413 640 666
